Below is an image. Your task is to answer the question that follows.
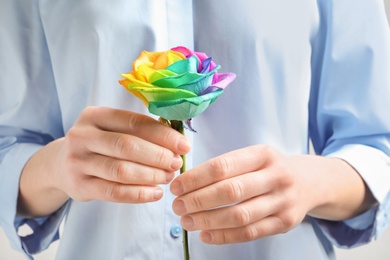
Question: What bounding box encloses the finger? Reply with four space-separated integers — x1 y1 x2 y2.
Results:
180 194 282 231
77 177 164 203
78 153 175 185
170 145 270 196
172 169 276 215
86 129 183 172
80 106 191 155
199 215 290 244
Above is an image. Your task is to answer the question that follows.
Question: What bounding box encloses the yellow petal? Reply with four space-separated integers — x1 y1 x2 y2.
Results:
133 50 164 71
118 78 149 106
153 50 186 69
120 72 152 88
137 64 158 83
168 50 186 64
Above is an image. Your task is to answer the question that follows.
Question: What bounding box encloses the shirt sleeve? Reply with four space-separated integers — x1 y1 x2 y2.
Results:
0 1 68 258
309 0 390 248
0 143 70 258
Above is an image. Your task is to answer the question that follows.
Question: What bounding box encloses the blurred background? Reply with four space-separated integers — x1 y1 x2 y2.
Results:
1 0 390 259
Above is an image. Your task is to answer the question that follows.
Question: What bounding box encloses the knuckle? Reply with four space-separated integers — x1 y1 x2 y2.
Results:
257 144 277 164
150 169 163 184
79 106 93 120
259 144 274 156
134 188 148 202
224 179 245 202
127 112 147 132
105 184 125 201
162 128 176 145
105 184 116 200
157 148 170 168
241 224 258 241
209 157 233 181
198 215 212 229
81 106 100 123
232 206 252 226
221 231 229 244
190 194 205 211
83 105 98 114
110 161 128 182
277 212 297 231
114 135 137 156
274 163 295 189
65 127 84 147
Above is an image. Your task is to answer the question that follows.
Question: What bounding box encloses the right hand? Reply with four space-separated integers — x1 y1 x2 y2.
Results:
19 106 191 217
56 106 191 203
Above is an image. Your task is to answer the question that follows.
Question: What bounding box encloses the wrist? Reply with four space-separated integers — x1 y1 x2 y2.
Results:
296 155 376 221
18 138 69 218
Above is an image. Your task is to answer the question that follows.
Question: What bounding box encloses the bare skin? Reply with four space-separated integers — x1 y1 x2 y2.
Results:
170 145 377 245
17 106 191 218
18 106 377 246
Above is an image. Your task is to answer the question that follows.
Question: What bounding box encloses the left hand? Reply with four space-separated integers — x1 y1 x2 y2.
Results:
170 144 375 244
170 145 312 244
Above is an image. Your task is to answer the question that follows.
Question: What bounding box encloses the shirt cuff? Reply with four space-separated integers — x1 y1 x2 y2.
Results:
0 143 69 258
19 201 69 255
312 207 377 248
315 144 390 247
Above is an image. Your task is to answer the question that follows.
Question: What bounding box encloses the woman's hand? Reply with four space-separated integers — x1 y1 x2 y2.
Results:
18 106 191 217
170 145 375 244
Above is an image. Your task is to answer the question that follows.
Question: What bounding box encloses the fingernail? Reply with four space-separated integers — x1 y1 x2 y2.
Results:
201 231 212 243
166 172 174 183
171 155 183 170
173 199 187 215
170 181 184 195
153 188 163 200
182 216 194 229
178 138 191 154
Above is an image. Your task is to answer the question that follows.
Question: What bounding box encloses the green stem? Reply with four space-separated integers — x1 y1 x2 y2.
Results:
170 120 190 260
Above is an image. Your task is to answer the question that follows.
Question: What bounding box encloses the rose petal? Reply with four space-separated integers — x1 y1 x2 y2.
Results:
151 70 215 95
120 46 236 121
193 52 216 72
167 56 198 74
149 69 178 83
173 73 213 95
171 46 217 72
118 78 149 106
133 51 163 71
200 57 213 73
127 86 197 103
171 46 195 59
153 50 186 69
202 72 237 94
137 64 177 83
133 50 186 71
148 89 223 120
120 72 154 88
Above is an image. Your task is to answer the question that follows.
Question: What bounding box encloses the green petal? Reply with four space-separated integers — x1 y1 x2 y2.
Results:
166 56 198 74
148 90 223 120
176 73 213 95
151 72 204 88
152 67 218 95
149 69 177 83
127 86 197 102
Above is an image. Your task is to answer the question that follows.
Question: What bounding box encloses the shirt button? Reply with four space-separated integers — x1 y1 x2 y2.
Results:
170 224 182 238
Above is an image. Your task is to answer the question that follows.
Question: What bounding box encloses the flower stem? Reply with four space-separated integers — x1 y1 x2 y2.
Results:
170 120 190 260
180 153 189 260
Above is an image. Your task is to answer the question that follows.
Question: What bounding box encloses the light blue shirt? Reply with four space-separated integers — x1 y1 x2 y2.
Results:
1 0 390 259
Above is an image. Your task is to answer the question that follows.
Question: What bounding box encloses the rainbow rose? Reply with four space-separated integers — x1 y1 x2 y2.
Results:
119 46 235 259
119 46 236 127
